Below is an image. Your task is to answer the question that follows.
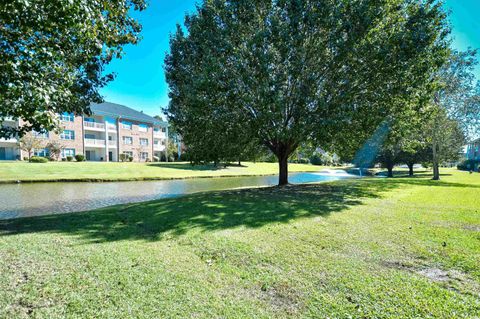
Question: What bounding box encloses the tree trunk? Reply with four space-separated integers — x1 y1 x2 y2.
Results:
238 160 241 166
278 155 288 186
407 162 414 176
387 165 394 178
266 140 297 186
432 140 440 180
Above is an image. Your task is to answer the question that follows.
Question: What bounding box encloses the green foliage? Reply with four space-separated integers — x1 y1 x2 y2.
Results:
17 134 44 160
75 154 85 162
66 156 73 162
46 140 64 161
0 0 146 138
309 154 322 166
128 156 134 162
165 0 449 184
29 156 48 163
457 159 480 171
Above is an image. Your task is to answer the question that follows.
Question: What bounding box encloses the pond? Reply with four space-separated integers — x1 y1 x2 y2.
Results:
0 170 356 219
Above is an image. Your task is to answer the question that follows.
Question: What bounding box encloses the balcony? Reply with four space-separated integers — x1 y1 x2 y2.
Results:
84 121 105 130
108 140 117 148
0 137 17 143
154 131 166 139
85 138 105 147
84 121 117 132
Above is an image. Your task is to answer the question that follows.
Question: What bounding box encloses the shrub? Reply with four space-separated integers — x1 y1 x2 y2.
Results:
119 154 126 162
309 154 322 165
128 156 133 162
61 158 66 161
75 154 85 162
23 157 28 161
458 159 480 171
29 156 48 163
66 156 73 162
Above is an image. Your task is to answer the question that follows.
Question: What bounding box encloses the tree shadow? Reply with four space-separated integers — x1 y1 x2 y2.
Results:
146 162 226 171
0 180 398 244
1 175 474 244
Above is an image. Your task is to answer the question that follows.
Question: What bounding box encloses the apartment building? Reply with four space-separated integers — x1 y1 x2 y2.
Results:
466 138 480 161
0 102 168 162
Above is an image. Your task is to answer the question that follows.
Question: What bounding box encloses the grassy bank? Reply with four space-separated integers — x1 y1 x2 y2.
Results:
1 169 479 318
0 161 321 183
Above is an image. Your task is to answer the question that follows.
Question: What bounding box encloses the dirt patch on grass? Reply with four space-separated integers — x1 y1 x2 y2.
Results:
257 281 303 315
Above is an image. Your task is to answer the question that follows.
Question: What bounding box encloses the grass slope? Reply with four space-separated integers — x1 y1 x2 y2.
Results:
0 161 321 183
0 169 479 318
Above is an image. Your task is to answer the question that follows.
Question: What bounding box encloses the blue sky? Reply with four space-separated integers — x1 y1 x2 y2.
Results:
100 0 480 117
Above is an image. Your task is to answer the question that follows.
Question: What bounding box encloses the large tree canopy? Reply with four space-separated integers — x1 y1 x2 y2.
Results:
166 0 449 185
0 0 146 137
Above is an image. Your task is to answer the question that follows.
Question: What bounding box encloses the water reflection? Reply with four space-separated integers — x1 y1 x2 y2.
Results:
0 172 355 219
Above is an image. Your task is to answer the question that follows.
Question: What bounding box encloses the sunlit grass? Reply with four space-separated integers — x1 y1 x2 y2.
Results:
0 161 322 183
0 168 479 317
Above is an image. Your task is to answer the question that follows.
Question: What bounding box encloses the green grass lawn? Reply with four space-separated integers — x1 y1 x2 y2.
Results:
0 161 321 183
1 169 479 318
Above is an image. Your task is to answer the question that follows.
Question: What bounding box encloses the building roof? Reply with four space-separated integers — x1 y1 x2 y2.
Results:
90 102 166 126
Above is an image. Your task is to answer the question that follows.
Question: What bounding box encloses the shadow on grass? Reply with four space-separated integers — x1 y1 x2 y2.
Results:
0 179 399 243
0 176 474 244
146 162 226 171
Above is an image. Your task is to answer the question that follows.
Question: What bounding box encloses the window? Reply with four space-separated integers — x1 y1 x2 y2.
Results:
34 148 49 157
161 140 166 145
121 121 132 130
84 134 96 139
62 148 75 158
33 130 49 139
122 136 133 145
60 112 74 122
123 151 133 157
139 124 148 132
139 138 148 146
161 127 166 132
140 152 149 160
60 130 75 140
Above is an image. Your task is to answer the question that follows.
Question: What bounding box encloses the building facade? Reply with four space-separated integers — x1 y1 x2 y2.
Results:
465 138 480 161
0 102 168 162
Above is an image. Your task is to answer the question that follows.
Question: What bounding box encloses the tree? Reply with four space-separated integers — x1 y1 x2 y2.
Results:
18 134 44 160
430 50 480 180
166 0 449 185
0 0 146 138
46 140 64 161
428 107 466 179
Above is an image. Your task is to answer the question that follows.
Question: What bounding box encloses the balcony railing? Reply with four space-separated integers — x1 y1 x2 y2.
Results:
154 144 165 151
108 140 117 147
85 138 105 147
154 131 166 138
84 121 105 130
0 137 17 143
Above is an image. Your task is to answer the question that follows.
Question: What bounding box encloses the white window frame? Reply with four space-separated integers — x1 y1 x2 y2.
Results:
62 148 75 158
33 131 49 139
122 136 133 145
60 112 74 122
121 121 132 130
139 138 149 146
60 130 75 140
140 152 149 160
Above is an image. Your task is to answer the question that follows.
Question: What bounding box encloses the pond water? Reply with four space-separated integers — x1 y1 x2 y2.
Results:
0 171 355 219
